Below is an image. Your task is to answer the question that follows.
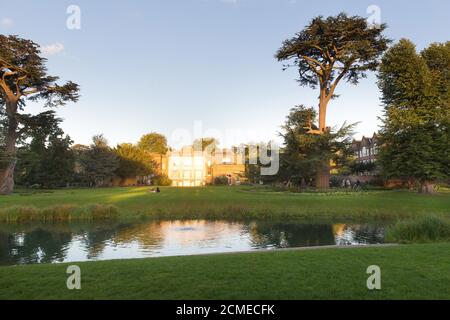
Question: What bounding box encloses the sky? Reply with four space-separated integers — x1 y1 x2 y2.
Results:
0 0 449 148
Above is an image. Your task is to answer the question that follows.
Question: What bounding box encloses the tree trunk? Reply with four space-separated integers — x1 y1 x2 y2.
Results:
419 181 435 194
315 87 330 189
318 87 327 132
315 162 330 189
0 100 19 195
0 159 16 195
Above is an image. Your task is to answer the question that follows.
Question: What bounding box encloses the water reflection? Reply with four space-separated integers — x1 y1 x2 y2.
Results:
0 220 385 266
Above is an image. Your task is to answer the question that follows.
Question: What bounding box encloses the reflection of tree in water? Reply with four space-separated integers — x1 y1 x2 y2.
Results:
81 223 132 259
112 221 164 245
81 221 165 259
248 222 336 248
0 232 16 265
352 225 385 244
0 222 131 264
0 228 72 265
0 221 168 264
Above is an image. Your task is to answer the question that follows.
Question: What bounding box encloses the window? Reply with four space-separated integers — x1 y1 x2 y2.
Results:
194 157 203 166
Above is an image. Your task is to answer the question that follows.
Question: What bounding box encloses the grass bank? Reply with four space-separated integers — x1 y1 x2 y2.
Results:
0 204 119 222
0 186 449 222
0 243 449 299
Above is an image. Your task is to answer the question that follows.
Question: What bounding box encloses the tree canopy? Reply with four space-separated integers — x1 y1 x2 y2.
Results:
276 13 390 131
15 122 74 188
377 39 449 193
138 132 168 155
76 135 119 187
0 35 79 194
114 143 154 178
279 105 356 186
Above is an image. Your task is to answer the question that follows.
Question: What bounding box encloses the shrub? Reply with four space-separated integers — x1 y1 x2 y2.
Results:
152 174 172 186
214 175 229 185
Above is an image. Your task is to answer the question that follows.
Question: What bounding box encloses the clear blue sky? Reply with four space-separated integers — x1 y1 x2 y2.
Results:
1 0 449 147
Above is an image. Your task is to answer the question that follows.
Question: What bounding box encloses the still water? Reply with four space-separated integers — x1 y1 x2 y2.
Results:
0 220 385 265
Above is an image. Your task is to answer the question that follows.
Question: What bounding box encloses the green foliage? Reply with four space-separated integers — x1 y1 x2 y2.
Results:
279 105 356 184
214 175 229 185
377 39 450 187
76 135 119 187
245 163 261 184
421 42 450 104
15 124 75 188
114 143 153 178
276 12 390 102
151 174 172 186
0 35 79 108
138 132 168 154
350 161 377 175
387 216 450 243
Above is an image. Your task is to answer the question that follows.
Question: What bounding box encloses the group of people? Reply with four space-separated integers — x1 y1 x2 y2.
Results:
341 179 361 189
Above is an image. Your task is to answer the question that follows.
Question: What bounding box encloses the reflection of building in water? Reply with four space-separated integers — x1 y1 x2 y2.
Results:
111 220 244 248
333 224 385 245
332 224 346 237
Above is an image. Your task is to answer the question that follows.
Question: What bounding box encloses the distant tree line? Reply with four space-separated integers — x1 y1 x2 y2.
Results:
14 128 170 188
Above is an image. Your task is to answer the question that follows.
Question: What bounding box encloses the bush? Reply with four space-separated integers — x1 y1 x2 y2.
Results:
386 216 450 243
329 176 341 188
152 174 172 186
214 175 229 185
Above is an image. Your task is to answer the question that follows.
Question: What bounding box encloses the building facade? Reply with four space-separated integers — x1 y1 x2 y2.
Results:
351 133 379 164
168 148 206 187
166 146 246 187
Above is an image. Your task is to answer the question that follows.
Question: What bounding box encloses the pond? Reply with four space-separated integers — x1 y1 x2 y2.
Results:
0 220 386 265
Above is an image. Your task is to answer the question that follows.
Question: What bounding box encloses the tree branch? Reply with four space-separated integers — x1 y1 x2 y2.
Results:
301 55 325 72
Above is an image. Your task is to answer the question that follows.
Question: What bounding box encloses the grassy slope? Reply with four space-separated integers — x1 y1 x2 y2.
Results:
1 243 449 300
1 186 449 221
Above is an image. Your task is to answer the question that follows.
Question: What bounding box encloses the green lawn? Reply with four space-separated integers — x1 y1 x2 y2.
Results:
1 186 449 222
1 243 449 300
1 187 449 299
